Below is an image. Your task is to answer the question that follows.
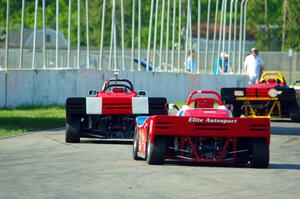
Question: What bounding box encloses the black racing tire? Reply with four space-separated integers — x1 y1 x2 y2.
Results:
224 100 242 117
65 117 81 143
291 113 300 123
251 139 269 168
146 134 167 165
132 127 142 160
232 102 242 117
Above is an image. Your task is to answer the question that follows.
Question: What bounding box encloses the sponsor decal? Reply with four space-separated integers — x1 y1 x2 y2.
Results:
234 90 244 97
268 89 282 98
188 117 237 124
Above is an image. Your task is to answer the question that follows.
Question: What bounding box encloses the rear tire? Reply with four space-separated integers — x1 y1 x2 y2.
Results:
291 113 300 122
65 116 81 143
146 135 167 165
251 139 269 168
132 128 142 160
231 102 242 117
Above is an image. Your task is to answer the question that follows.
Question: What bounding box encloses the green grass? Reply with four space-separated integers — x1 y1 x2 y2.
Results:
175 101 185 107
0 106 65 137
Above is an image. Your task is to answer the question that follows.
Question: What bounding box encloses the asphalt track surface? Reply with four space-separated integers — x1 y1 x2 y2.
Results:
0 120 299 199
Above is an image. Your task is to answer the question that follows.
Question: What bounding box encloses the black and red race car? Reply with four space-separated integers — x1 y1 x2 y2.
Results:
133 90 270 168
221 71 300 121
65 76 167 143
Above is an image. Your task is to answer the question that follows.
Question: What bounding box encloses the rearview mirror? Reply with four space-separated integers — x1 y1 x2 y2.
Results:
138 90 147 97
88 89 98 96
168 103 179 111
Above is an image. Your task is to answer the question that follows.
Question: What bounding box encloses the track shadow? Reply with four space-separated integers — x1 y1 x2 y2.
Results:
80 139 133 145
271 119 294 123
163 160 251 168
271 126 300 136
269 163 300 170
163 161 300 170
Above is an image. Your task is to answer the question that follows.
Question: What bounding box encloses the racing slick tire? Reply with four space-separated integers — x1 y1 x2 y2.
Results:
65 116 81 143
146 135 167 165
290 113 300 122
251 139 269 168
132 127 142 160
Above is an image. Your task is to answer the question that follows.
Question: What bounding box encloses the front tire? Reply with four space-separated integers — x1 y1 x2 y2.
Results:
132 127 142 160
251 139 269 168
65 116 81 143
146 135 167 165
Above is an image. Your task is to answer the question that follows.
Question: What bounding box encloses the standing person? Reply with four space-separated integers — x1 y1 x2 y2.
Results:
244 48 264 85
213 52 233 74
185 50 196 73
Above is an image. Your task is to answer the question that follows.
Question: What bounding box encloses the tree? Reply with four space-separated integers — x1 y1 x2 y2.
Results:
285 0 300 51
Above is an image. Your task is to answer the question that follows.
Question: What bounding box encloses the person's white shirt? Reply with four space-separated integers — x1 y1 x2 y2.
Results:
244 54 264 77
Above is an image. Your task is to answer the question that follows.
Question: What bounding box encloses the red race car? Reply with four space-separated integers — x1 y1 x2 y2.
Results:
133 90 270 168
65 76 167 143
221 71 300 121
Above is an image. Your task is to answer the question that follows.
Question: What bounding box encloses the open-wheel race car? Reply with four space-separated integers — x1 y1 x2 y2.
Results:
132 90 270 168
221 71 300 121
65 76 168 143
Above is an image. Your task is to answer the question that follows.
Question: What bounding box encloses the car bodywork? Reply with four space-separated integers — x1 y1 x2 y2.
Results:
291 80 300 121
65 78 167 143
221 71 300 121
133 90 270 168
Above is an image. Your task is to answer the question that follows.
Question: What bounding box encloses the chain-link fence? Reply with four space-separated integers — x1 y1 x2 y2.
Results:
0 48 299 84
260 51 300 84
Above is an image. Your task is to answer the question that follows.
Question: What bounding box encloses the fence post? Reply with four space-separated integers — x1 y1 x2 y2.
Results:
131 0 136 71
177 0 182 72
288 49 293 85
77 0 81 69
32 0 38 69
43 0 47 69
99 0 106 70
296 52 298 84
86 0 90 69
67 0 71 69
19 0 25 69
211 0 220 74
204 0 211 73
4 0 10 107
56 0 59 68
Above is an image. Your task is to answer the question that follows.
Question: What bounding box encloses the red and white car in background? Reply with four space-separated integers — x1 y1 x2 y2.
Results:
65 77 167 143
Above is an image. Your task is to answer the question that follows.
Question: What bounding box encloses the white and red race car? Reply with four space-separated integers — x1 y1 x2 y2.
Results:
65 77 167 143
133 90 270 168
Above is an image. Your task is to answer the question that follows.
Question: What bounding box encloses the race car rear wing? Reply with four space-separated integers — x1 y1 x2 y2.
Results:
221 87 296 102
66 97 168 119
148 115 270 143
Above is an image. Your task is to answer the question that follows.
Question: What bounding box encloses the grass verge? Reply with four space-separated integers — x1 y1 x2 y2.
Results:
0 106 65 137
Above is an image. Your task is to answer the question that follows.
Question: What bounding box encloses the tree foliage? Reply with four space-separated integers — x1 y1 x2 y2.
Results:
285 0 300 51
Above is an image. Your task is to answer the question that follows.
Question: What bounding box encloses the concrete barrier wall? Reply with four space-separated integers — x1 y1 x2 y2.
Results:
0 69 248 107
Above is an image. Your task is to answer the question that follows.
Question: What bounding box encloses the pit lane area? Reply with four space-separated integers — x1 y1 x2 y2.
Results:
0 121 299 199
